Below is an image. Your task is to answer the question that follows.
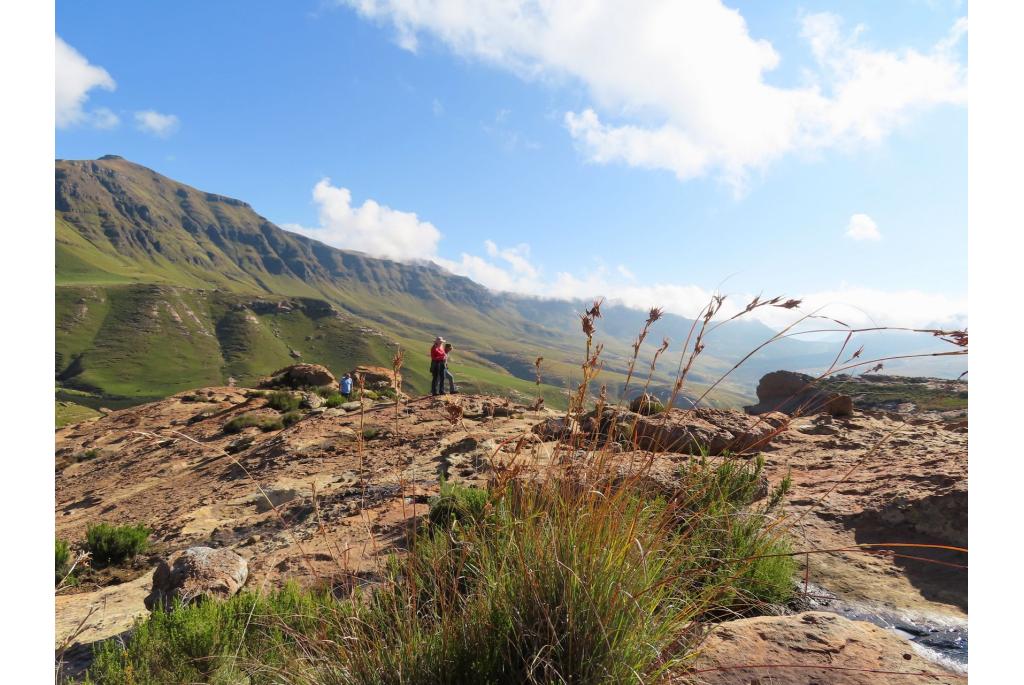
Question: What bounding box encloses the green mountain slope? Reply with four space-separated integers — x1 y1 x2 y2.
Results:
58 156 960 411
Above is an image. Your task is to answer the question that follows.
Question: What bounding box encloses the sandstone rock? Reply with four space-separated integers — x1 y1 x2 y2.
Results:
340 401 364 412
261 363 336 389
482 401 521 418
632 408 787 455
144 546 248 611
629 393 665 415
351 365 400 390
532 416 577 440
689 611 960 684
300 392 323 409
746 370 853 418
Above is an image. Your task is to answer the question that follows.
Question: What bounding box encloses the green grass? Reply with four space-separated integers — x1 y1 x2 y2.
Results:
324 392 345 408
427 479 491 529
224 413 285 434
266 391 301 412
281 410 302 428
56 539 71 585
55 400 102 427
85 523 151 566
820 377 967 411
81 458 794 684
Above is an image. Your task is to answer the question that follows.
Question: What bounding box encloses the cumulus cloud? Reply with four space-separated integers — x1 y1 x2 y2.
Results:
284 182 961 331
134 110 181 137
338 1 966 187
845 213 881 241
56 36 117 128
284 179 442 261
426 234 963 330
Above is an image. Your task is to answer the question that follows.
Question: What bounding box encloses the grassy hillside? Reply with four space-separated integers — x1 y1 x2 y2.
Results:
55 157 762 410
61 156 959 413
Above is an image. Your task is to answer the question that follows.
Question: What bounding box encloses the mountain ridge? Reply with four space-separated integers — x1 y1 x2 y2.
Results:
55 156 961 408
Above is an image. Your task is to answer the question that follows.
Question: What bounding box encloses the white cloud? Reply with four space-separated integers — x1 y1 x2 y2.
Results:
338 1 966 187
56 36 117 128
134 110 181 137
284 179 963 331
432 98 444 115
845 213 881 241
284 178 442 261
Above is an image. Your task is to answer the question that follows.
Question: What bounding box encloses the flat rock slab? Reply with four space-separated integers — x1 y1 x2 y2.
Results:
687 611 961 685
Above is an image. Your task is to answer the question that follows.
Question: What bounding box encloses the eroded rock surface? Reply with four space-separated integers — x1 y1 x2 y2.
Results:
689 612 961 685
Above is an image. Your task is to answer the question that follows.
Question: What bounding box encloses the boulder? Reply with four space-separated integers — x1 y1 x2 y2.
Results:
300 392 323 410
144 547 248 611
632 408 787 455
351 365 400 390
532 416 577 441
340 401 364 412
629 393 665 415
261 363 336 389
689 611 961 684
746 370 853 417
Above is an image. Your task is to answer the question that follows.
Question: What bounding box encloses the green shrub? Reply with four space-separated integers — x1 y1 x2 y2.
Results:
82 467 795 684
84 584 334 685
224 413 284 434
361 427 380 440
361 389 380 401
428 479 491 528
86 523 151 566
266 391 300 412
56 539 71 585
324 393 345 408
281 411 302 428
314 385 337 398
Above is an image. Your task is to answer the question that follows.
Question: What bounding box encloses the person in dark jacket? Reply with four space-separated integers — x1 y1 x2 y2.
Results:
430 336 447 396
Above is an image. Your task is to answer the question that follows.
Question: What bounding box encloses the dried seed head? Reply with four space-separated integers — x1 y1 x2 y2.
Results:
647 307 664 325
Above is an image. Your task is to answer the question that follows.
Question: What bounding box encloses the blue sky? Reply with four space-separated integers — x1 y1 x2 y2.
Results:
55 0 967 329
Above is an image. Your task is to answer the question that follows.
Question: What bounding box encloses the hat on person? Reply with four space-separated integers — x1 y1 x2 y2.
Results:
434 336 445 343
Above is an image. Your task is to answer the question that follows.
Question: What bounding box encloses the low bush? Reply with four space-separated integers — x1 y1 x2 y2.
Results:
281 411 302 428
86 523 151 566
266 391 300 412
428 478 490 528
314 385 338 398
81 465 794 684
324 393 345 408
55 539 71 585
224 413 284 434
361 427 380 440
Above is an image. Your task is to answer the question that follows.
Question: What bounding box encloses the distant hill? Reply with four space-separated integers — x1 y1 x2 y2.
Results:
55 157 964 408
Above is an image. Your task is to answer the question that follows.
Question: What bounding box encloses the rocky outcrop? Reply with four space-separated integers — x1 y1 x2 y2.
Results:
689 611 961 684
144 547 248 611
632 408 788 455
261 363 336 389
746 370 853 417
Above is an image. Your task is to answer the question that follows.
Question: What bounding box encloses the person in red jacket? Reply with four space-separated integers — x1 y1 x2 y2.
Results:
430 336 448 396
